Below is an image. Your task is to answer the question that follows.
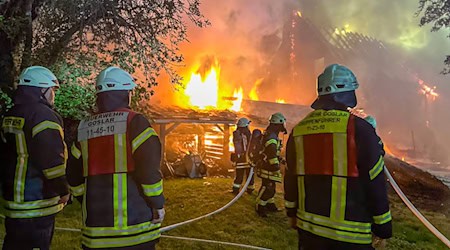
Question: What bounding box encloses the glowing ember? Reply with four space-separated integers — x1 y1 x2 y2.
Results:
418 79 438 101
297 11 302 17
276 99 286 104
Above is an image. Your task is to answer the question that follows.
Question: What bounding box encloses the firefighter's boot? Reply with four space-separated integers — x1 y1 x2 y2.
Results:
266 203 281 212
256 205 268 218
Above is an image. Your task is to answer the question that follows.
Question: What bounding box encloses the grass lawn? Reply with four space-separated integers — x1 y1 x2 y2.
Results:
1 177 449 249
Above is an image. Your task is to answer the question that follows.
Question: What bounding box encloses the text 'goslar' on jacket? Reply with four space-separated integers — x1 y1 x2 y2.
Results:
68 109 164 249
284 109 392 245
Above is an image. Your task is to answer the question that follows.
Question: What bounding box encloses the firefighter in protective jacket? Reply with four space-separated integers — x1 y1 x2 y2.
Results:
284 64 392 249
231 117 254 195
255 112 287 217
67 67 165 250
0 66 69 250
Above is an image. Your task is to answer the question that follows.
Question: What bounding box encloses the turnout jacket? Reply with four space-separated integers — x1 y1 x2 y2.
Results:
0 87 68 219
257 130 282 182
67 92 164 249
284 109 392 245
232 127 252 168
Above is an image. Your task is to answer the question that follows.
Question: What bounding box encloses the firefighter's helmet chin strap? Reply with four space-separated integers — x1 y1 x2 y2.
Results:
40 88 54 108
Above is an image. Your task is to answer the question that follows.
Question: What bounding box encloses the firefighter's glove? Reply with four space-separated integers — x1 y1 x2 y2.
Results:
58 193 71 205
151 208 165 224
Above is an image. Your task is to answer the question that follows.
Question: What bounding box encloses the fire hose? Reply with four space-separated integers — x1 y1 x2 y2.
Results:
1 167 448 249
384 168 450 248
0 167 271 250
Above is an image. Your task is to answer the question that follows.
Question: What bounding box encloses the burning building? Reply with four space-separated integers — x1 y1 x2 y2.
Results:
148 0 448 172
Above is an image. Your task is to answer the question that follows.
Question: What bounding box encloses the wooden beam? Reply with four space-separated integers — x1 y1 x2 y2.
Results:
165 122 180 135
215 124 224 133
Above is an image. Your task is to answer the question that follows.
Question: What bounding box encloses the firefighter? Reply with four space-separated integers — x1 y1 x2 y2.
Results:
0 66 69 250
255 112 287 217
67 66 165 250
231 117 255 195
284 64 392 249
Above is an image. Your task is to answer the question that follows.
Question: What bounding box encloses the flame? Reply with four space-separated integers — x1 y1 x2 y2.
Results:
276 99 286 104
231 87 243 112
184 65 220 109
182 61 244 112
249 78 263 101
297 11 302 17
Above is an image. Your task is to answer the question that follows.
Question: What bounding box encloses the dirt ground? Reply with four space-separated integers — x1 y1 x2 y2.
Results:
385 155 450 214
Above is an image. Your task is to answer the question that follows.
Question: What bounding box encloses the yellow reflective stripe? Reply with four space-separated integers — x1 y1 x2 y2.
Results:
293 110 350 136
3 203 64 218
32 121 63 138
1 196 60 210
70 183 85 197
132 127 157 153
298 176 305 211
373 211 392 225
81 228 160 248
267 198 275 204
369 156 384 180
333 133 347 176
233 183 241 188
114 173 128 228
14 132 28 202
82 180 87 225
256 186 266 205
114 134 127 172
285 200 296 209
80 141 89 177
43 164 66 179
294 135 305 175
258 169 282 181
297 220 372 244
71 143 81 159
82 221 161 237
268 157 279 165
297 211 371 233
265 139 277 147
142 180 163 197
330 176 347 221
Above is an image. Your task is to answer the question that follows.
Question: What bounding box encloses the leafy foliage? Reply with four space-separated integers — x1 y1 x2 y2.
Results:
1 0 209 118
417 0 450 74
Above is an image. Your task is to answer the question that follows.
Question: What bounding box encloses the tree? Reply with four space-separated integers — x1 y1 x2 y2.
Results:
0 0 210 116
417 0 450 74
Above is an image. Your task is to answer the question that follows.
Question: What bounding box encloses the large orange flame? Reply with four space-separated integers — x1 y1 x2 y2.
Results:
181 62 243 112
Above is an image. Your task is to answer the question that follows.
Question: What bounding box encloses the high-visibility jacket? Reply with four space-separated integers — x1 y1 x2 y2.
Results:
284 109 392 245
256 130 282 182
0 87 68 219
67 108 164 249
232 127 251 169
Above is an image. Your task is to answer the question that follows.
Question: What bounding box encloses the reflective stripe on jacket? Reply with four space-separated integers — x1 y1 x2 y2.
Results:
284 109 392 244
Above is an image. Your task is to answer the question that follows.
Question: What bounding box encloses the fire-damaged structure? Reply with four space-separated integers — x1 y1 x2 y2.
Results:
258 12 446 163
146 106 237 176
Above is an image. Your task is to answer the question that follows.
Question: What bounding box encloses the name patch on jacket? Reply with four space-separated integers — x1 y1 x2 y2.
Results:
294 110 350 136
2 117 25 130
78 112 129 141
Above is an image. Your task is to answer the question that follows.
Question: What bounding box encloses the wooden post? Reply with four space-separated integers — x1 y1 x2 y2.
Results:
160 124 166 166
223 124 230 167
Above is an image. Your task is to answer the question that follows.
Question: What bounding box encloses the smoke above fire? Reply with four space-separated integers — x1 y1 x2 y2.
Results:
150 0 450 165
